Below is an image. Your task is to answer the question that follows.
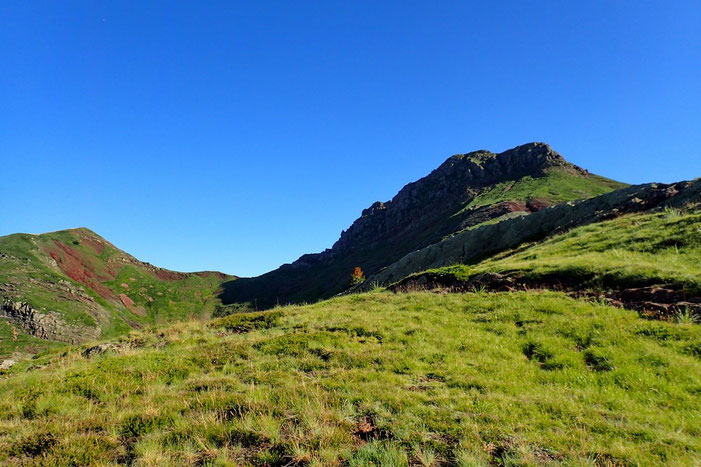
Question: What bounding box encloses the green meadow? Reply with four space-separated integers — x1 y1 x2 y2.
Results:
1 291 699 465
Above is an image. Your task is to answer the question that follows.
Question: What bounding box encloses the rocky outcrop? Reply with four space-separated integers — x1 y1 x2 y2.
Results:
0 358 16 370
0 299 100 344
359 179 701 289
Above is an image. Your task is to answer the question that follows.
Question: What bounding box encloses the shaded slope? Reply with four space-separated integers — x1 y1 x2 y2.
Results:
0 228 232 355
1 292 699 465
222 142 624 308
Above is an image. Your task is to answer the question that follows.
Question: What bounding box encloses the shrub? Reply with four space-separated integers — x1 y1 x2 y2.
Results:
350 266 365 286
9 431 56 457
583 348 614 371
211 310 283 333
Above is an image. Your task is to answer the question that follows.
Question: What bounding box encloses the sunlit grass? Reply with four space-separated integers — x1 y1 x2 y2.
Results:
1 291 700 465
422 209 701 295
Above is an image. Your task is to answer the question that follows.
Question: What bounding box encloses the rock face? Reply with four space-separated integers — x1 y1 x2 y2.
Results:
0 299 100 344
359 179 701 289
221 142 622 308
0 359 16 370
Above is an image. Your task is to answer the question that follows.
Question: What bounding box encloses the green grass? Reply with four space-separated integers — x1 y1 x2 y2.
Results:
1 291 699 465
103 264 225 323
421 208 701 296
459 167 626 212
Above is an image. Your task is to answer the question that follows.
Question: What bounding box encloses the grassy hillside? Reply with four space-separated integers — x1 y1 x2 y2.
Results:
411 207 701 297
1 291 699 465
458 167 624 212
0 228 231 358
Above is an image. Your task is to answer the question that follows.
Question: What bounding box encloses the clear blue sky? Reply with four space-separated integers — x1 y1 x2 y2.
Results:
1 1 700 276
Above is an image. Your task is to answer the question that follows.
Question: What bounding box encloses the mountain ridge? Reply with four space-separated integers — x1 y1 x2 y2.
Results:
359 178 701 291
222 142 625 308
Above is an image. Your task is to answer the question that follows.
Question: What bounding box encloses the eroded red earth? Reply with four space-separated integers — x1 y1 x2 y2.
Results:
44 240 118 300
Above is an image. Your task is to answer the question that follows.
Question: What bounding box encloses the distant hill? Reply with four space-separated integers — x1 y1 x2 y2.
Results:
0 228 231 356
221 142 626 308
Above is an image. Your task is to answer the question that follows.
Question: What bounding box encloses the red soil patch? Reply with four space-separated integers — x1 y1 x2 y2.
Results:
120 283 129 289
118 293 134 308
151 267 188 281
131 306 147 317
44 240 117 300
526 198 552 212
195 271 231 280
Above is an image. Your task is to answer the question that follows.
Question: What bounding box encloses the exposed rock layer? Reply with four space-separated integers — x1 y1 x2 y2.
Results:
0 299 101 344
389 272 701 321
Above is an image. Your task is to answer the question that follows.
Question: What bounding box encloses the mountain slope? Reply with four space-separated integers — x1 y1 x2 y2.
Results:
221 142 625 308
0 228 232 357
1 292 699 465
363 179 701 291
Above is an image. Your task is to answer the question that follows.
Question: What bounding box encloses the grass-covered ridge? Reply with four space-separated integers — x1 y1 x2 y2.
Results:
462 167 625 211
416 208 701 297
1 291 699 465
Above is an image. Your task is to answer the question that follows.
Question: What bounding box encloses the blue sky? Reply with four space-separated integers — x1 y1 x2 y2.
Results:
1 1 700 276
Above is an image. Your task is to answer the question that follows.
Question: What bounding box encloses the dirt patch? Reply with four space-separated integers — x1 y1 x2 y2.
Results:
353 415 392 443
118 293 134 309
151 267 188 281
526 198 552 211
595 286 701 320
483 437 560 464
131 306 147 317
460 201 529 230
195 271 231 280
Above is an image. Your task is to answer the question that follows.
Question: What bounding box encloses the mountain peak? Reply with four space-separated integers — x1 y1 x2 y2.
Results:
330 142 598 258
